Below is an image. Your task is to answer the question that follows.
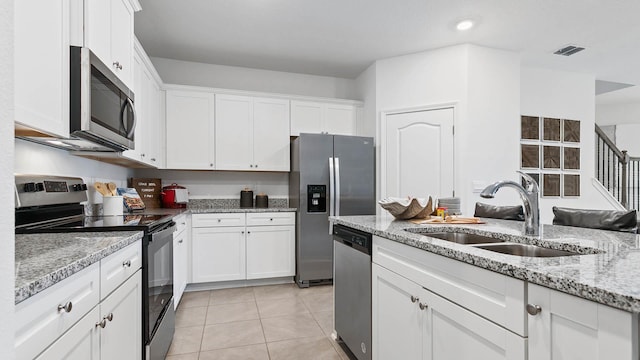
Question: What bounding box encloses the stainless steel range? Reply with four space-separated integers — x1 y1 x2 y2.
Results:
15 175 176 360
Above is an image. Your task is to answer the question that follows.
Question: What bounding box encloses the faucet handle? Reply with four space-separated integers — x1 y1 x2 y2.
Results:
517 171 539 194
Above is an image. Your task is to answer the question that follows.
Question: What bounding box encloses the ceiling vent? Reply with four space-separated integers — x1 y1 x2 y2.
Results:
553 45 585 56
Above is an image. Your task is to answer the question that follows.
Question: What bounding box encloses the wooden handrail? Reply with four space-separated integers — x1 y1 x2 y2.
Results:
595 124 626 161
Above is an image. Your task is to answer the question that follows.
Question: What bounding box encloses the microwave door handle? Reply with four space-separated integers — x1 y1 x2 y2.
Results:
121 98 137 138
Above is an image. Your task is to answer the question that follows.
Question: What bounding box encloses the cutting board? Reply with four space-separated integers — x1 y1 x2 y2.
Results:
409 216 485 225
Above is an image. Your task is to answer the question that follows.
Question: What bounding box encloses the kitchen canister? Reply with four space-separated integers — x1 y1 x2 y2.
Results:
103 195 124 216
255 193 269 208
240 188 254 208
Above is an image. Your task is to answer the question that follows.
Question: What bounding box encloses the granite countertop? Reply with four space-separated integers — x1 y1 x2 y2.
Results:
15 231 144 305
188 198 296 213
189 207 297 214
331 215 640 313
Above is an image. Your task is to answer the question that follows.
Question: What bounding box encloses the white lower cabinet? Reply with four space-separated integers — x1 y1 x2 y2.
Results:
373 264 525 360
191 212 295 283
35 307 101 360
528 283 636 360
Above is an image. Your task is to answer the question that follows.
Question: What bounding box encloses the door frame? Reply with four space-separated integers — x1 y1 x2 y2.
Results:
378 102 459 202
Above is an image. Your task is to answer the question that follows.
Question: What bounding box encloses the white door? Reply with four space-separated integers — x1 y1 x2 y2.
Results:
192 227 246 282
173 228 188 309
123 52 144 162
100 271 142 360
253 97 291 171
425 287 525 360
324 104 356 135
290 101 323 136
372 264 425 360
215 94 253 170
528 283 635 360
165 90 215 169
35 307 100 360
246 225 295 279
109 0 134 87
383 108 454 199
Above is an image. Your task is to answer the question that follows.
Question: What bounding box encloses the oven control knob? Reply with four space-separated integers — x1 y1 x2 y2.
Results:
23 182 36 192
35 183 45 192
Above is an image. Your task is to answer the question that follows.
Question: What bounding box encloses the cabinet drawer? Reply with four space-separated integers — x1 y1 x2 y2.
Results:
173 214 188 235
192 213 246 227
16 263 100 360
246 212 295 226
100 241 142 300
373 236 526 336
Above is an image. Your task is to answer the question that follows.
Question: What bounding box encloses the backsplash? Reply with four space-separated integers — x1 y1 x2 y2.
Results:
189 198 289 209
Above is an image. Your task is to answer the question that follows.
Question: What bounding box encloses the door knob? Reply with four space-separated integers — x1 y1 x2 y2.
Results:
526 304 542 316
410 295 419 303
419 302 428 310
57 301 73 313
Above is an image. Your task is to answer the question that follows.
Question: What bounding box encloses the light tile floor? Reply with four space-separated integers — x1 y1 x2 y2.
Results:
166 284 356 360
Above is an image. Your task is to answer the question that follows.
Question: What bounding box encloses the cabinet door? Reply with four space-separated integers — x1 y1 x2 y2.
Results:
215 94 253 170
528 284 635 360
166 90 215 169
324 104 356 135
84 0 110 68
14 0 70 138
192 226 246 282
173 228 188 309
424 287 525 360
290 101 323 136
372 264 425 360
109 0 134 87
246 225 295 279
123 51 144 161
35 307 100 360
253 97 291 171
99 271 142 360
141 68 159 165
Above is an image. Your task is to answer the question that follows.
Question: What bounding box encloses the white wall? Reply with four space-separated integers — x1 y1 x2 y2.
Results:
521 67 615 222
0 0 14 356
134 169 289 199
14 140 133 205
615 124 640 157
355 62 377 138
152 57 359 99
373 44 521 216
596 102 640 125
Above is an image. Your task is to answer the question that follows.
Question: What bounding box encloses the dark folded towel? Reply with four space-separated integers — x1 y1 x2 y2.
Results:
552 206 637 233
474 202 524 221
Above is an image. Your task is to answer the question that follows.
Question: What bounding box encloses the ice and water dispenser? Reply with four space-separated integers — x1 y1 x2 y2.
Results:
307 185 326 213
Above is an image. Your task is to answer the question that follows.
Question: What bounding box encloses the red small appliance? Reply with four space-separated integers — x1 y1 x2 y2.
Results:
161 183 188 208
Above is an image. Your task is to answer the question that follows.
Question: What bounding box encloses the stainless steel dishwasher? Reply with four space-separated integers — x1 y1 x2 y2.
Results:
333 224 372 360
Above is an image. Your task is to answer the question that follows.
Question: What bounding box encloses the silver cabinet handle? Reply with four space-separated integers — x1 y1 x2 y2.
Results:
247 231 251 234
57 301 73 313
112 61 122 70
269 218 273 221
106 313 114 322
96 319 107 328
241 231 245 234
181 222 186 225
122 260 132 267
419 302 428 310
526 304 542 316
178 239 183 244
151 158 156 162
210 163 214 167
410 295 419 303
250 164 254 168
141 153 146 157
255 164 258 168
217 219 221 223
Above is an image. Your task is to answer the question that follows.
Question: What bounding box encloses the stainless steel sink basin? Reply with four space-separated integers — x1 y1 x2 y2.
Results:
473 243 579 257
426 232 505 245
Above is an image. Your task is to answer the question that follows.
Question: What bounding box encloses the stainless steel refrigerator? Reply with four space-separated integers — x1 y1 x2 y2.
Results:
289 133 375 287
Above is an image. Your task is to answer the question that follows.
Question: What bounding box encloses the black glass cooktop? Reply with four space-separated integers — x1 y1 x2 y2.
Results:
16 213 174 234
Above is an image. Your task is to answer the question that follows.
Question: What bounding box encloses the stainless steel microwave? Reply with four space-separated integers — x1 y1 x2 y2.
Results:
69 46 136 151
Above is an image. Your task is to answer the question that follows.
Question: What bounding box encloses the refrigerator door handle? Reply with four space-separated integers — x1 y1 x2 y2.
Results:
329 157 335 234
335 157 341 217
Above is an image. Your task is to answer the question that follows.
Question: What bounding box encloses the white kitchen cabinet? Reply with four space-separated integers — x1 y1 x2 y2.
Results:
373 263 525 360
99 271 142 360
35 307 101 360
528 283 636 360
191 212 295 283
173 214 190 309
14 0 70 138
215 95 290 171
84 0 136 88
246 224 295 279
291 100 356 136
192 226 247 282
165 90 216 169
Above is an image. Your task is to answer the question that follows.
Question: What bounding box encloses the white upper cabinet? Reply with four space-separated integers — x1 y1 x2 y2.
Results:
85 0 136 88
215 95 290 171
165 90 216 169
14 0 70 138
291 100 356 136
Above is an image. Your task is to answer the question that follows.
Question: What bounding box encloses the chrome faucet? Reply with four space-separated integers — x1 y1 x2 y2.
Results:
480 171 540 236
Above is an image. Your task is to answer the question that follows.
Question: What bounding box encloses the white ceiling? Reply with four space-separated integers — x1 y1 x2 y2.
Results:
135 0 640 86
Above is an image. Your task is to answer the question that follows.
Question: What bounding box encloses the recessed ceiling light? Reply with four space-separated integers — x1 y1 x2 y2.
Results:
456 19 475 31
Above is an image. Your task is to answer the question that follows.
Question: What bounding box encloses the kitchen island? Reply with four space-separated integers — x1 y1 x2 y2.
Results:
331 215 640 360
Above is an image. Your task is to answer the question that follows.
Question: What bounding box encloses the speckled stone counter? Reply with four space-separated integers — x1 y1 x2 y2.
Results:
15 231 143 304
331 215 640 313
188 199 296 213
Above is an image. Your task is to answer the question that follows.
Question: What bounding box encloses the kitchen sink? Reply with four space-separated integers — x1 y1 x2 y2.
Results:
472 243 580 257
425 232 506 245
